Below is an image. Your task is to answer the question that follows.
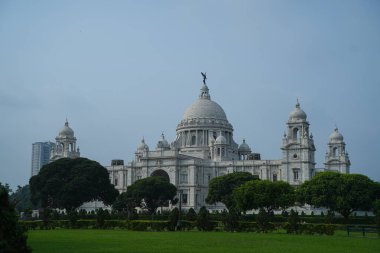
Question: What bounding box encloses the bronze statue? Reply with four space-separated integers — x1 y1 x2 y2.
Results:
201 72 207 85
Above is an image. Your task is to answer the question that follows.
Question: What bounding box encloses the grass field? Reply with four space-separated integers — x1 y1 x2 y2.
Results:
27 229 379 253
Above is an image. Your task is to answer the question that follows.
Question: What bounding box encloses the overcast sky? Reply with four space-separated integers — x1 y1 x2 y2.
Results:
1 0 379 189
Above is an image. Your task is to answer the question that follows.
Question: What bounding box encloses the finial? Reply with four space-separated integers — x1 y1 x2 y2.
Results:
243 138 246 143
310 133 313 139
161 132 165 139
65 118 69 126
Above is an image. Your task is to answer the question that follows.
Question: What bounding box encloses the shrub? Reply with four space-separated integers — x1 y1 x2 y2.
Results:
186 208 197 221
256 208 274 233
286 209 300 234
168 208 179 231
196 206 214 231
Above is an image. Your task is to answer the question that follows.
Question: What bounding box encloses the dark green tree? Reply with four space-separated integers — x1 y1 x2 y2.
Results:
112 191 138 219
0 183 31 253
29 158 119 214
222 208 240 232
186 208 197 221
196 206 214 231
286 209 300 234
233 180 295 214
125 176 177 216
168 207 180 231
373 199 380 227
297 172 376 222
206 172 258 211
9 185 39 213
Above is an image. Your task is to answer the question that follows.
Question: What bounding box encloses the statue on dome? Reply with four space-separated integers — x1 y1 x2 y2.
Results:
201 72 207 85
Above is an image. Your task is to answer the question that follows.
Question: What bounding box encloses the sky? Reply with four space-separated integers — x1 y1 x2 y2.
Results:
0 0 379 190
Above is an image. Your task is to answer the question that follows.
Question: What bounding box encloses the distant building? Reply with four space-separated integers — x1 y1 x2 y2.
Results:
31 141 55 176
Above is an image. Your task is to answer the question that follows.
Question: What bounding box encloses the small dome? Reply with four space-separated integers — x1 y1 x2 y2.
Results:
238 139 251 153
137 138 149 152
329 128 344 142
289 101 307 121
156 133 170 150
59 120 74 138
215 135 227 145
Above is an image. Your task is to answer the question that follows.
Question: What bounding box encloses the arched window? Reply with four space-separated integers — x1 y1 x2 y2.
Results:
191 135 196 145
273 174 277 182
333 147 338 157
293 128 299 140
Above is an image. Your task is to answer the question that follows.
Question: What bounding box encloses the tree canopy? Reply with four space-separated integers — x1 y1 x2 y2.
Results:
125 176 177 215
206 172 258 210
0 183 31 253
9 184 39 212
233 180 295 213
29 158 119 212
297 172 377 220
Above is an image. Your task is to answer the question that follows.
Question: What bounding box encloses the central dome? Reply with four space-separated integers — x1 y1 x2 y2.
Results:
182 84 228 121
183 99 227 121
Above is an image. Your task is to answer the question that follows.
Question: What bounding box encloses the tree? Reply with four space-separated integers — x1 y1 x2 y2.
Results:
9 185 39 213
125 176 177 216
196 206 214 231
297 172 377 222
29 158 119 213
168 207 180 231
0 183 31 253
206 172 258 211
112 191 138 219
186 208 197 221
233 180 295 214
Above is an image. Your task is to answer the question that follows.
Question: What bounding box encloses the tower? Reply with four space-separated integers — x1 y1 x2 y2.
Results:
50 120 80 161
281 101 316 185
324 128 350 173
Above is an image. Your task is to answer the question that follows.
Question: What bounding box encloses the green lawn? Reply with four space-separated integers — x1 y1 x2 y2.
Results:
28 229 380 253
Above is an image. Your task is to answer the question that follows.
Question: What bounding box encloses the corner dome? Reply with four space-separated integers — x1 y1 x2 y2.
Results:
329 128 344 142
156 133 170 150
238 139 251 153
215 135 227 145
137 138 149 152
59 120 74 138
289 101 307 121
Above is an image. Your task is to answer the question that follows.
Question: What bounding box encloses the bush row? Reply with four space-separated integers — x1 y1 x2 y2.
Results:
19 220 336 235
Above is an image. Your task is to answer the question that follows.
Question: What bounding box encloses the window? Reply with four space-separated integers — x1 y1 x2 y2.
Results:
191 135 196 145
180 173 188 184
333 147 338 157
137 176 142 180
293 128 299 140
182 193 188 204
114 178 118 186
293 170 299 181
207 174 211 182
273 174 277 182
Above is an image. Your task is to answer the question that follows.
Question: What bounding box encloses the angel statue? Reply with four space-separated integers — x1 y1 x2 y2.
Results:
201 72 207 85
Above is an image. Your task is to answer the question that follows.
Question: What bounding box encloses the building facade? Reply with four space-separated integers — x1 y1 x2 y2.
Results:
106 81 351 211
31 141 55 176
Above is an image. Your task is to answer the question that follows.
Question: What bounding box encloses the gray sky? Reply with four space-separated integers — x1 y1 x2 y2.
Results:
1 0 379 189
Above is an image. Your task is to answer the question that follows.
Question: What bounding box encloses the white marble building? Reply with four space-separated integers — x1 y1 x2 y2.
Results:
50 120 80 162
106 81 351 211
